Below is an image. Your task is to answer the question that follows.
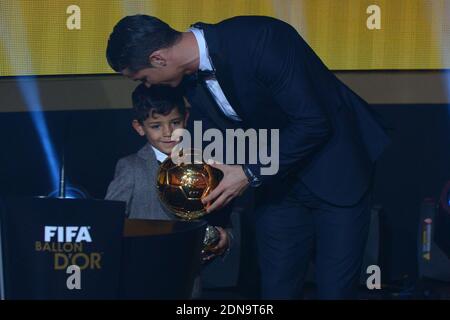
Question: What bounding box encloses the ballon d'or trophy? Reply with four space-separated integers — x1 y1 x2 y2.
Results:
156 149 224 253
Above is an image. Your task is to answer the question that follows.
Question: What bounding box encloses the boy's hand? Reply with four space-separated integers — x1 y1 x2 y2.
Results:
202 163 249 213
202 227 229 262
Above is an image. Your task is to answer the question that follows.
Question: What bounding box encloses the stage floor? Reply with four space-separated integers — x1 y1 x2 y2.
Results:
200 278 450 300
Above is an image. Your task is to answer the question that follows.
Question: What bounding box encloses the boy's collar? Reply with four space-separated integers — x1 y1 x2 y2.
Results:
151 145 169 163
137 143 167 163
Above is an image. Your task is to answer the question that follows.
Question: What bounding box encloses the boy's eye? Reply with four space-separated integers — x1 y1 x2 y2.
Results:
150 125 160 129
172 120 181 125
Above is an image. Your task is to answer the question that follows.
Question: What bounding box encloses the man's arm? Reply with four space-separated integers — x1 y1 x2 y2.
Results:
203 22 332 212
246 22 333 184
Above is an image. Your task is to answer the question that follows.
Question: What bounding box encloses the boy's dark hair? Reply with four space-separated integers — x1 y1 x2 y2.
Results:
106 15 182 72
132 84 186 124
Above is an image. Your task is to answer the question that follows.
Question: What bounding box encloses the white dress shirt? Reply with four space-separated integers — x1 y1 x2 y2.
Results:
152 146 168 163
189 27 242 122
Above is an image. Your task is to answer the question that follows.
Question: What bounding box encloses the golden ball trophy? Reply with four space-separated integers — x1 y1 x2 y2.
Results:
156 150 223 252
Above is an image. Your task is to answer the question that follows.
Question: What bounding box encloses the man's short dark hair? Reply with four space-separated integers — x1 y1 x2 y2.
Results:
132 84 186 124
106 15 181 72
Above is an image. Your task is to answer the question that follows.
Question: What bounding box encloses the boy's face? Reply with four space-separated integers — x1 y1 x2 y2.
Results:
132 107 188 155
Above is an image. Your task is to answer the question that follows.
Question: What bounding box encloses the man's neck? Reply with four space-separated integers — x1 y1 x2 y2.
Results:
174 31 200 76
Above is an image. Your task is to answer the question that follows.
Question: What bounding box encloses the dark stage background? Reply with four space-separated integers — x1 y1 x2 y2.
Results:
1 104 449 293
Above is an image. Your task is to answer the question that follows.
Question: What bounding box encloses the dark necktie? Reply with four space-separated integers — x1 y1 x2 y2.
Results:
184 71 240 131
185 69 215 83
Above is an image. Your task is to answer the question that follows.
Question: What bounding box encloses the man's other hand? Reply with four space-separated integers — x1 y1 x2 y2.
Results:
201 163 249 213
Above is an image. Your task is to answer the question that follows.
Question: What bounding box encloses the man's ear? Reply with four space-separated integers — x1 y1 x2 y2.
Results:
149 50 167 67
132 120 145 136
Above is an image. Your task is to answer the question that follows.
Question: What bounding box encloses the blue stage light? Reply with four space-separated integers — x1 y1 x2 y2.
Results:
1 8 61 195
47 184 89 199
16 77 60 192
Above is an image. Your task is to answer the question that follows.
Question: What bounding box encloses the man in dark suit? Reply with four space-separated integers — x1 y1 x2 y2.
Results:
106 15 390 299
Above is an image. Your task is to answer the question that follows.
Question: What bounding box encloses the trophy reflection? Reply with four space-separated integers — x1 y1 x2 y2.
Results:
156 150 223 252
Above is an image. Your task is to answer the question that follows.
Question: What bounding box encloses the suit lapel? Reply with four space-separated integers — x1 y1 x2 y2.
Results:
137 143 155 161
137 143 159 176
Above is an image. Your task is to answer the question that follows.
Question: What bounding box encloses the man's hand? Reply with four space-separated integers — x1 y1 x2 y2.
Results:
201 163 249 213
202 227 230 262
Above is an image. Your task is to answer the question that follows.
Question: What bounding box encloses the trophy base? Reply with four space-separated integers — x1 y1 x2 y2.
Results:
203 225 220 252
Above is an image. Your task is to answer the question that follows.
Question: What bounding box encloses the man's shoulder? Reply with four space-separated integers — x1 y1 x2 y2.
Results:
219 15 282 26
216 15 293 32
211 15 298 48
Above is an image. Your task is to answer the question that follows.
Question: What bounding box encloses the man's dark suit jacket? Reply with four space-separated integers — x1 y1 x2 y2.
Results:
185 16 390 207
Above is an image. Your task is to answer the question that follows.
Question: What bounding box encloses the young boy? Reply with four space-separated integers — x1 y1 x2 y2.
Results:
105 84 233 296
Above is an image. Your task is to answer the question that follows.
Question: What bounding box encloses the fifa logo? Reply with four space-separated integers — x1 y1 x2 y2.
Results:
44 226 92 243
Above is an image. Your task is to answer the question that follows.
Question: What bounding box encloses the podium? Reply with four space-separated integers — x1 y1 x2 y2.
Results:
0 197 206 299
121 219 206 299
0 197 125 299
